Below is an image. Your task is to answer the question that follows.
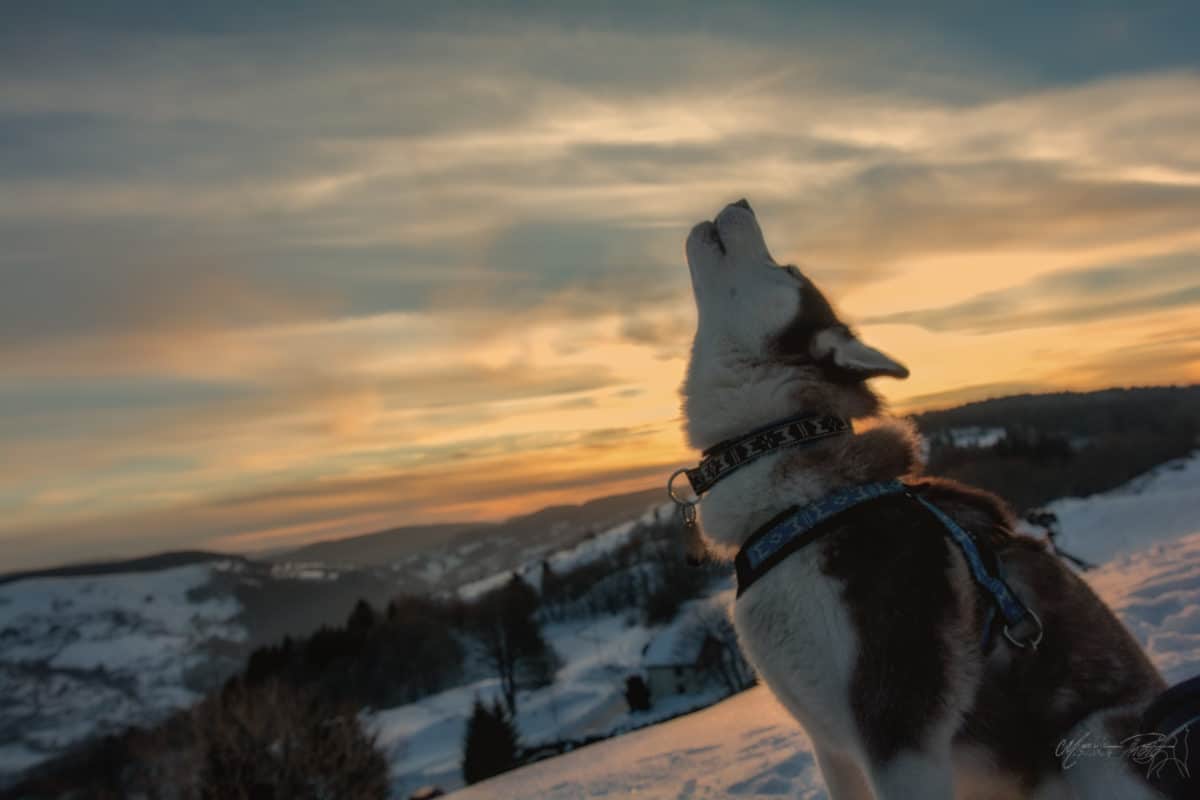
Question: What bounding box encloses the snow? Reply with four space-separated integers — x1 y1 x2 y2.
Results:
642 620 704 668
0 563 245 777
456 502 673 600
269 562 342 581
0 743 46 778
1049 454 1200 563
4 452 1198 796
442 452 1200 799
946 426 1006 448
1089 532 1200 685
456 569 514 601
544 500 674 577
368 611 726 798
1046 454 1200 684
450 686 819 800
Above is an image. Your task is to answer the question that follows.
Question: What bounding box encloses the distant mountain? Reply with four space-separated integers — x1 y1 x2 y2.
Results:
0 550 245 587
272 523 482 567
911 385 1200 436
910 384 1200 512
270 487 667 572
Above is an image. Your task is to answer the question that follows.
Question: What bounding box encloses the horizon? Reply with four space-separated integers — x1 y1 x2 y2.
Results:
3 2 1200 571
7 381 1195 576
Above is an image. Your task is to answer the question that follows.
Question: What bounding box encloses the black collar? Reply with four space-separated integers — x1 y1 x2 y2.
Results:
681 413 850 497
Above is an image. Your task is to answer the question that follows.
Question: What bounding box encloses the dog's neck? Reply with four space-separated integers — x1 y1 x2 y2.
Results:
683 346 880 452
682 356 921 558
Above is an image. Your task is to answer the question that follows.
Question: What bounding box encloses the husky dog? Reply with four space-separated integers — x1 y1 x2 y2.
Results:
678 200 1167 799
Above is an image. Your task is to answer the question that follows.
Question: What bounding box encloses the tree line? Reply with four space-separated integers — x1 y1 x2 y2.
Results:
914 385 1200 512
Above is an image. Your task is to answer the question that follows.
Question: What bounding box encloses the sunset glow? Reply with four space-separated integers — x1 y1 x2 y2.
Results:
2 3 1198 570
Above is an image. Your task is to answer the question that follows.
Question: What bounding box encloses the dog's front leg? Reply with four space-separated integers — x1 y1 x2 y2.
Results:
866 748 955 800
815 746 875 800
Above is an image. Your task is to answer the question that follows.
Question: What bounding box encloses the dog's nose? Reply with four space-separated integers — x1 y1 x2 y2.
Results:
732 198 754 215
715 200 770 263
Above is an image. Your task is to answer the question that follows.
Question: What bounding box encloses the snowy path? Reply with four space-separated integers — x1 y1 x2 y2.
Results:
451 685 822 800
448 453 1200 799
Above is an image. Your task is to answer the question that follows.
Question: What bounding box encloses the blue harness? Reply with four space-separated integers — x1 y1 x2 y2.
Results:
733 480 1044 651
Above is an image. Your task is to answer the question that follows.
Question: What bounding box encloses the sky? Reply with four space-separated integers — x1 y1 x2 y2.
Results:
2 2 1199 571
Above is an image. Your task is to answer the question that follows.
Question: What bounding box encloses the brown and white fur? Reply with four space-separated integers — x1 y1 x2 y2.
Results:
680 200 1167 799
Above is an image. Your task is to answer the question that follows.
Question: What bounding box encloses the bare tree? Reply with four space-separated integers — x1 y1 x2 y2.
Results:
690 603 755 694
472 575 557 716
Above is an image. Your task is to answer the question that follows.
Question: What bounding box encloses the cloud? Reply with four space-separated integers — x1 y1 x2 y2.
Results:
863 252 1200 333
767 160 1200 285
1054 327 1200 387
0 426 684 572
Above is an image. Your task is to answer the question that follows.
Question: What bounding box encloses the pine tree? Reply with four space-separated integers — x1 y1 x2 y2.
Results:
624 675 652 712
347 598 377 635
461 698 521 785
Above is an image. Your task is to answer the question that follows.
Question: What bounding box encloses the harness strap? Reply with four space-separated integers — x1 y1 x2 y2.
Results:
735 480 906 594
733 480 1043 651
908 494 1040 649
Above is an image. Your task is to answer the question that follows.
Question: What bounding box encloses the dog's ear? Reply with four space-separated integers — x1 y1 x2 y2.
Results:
813 327 909 380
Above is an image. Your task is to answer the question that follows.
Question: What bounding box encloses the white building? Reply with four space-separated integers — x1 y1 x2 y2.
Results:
641 619 722 699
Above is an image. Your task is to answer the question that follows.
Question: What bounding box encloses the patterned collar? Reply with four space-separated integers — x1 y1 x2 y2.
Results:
681 413 851 497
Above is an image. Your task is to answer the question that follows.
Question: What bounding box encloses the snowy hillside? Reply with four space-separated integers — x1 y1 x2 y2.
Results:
1050 454 1200 685
447 452 1200 799
457 502 674 600
0 563 246 776
369 596 728 798
0 495 676 787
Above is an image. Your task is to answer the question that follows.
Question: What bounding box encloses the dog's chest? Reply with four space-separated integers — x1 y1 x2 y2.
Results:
732 545 862 745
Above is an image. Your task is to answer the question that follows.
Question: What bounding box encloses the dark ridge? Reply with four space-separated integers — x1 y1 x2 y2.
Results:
910 384 1200 512
0 550 247 586
269 487 667 568
911 385 1200 434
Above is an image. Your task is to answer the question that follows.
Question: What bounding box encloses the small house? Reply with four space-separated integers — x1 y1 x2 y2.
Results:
642 620 723 698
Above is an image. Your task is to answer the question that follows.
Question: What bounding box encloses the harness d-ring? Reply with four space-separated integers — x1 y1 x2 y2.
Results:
668 468 700 531
1003 609 1044 651
668 468 698 507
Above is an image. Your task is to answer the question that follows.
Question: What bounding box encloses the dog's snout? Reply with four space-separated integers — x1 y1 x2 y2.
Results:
688 220 725 255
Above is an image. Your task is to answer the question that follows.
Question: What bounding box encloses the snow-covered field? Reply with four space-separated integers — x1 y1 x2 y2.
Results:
446 453 1200 799
1051 455 1200 685
370 599 728 798
0 563 246 776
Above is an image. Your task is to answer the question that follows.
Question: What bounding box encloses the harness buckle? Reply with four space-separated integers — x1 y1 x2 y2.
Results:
1002 609 1044 652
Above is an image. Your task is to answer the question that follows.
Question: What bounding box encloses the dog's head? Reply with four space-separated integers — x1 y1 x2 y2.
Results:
682 199 908 450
